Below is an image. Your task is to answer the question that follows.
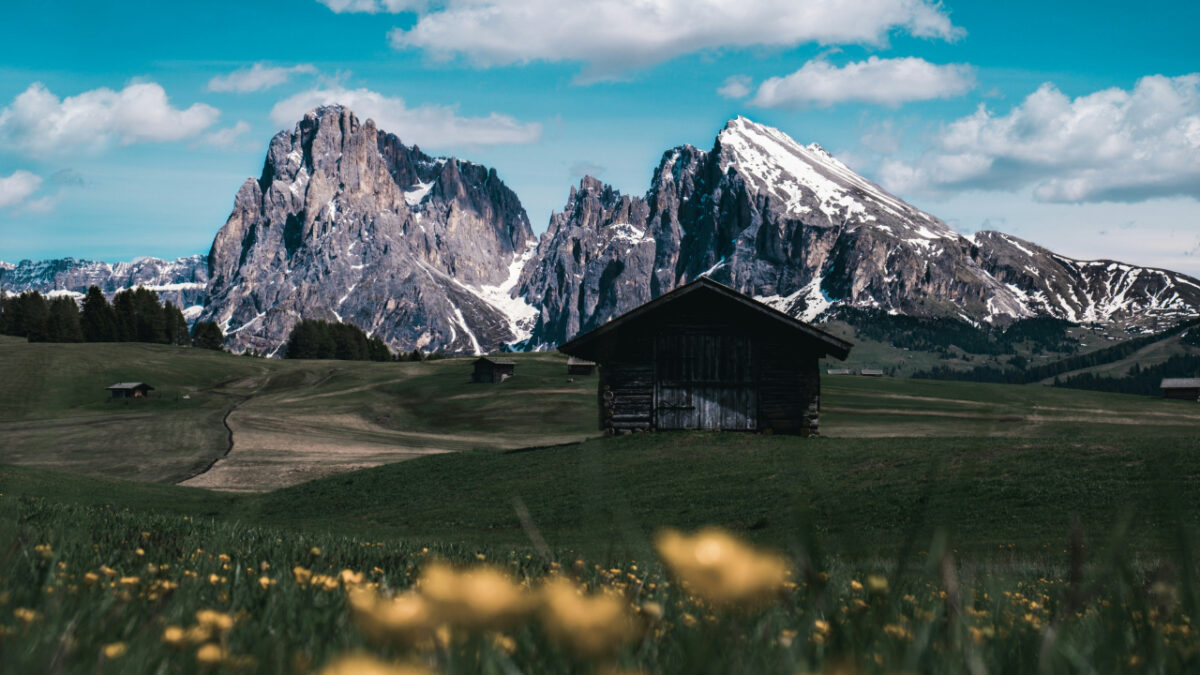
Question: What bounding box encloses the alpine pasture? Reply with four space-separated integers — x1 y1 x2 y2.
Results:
3 337 1200 673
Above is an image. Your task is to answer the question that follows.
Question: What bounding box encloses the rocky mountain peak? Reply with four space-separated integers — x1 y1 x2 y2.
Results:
200 105 536 355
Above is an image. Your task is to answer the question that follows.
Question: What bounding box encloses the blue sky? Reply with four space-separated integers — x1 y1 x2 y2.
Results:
1 0 1198 276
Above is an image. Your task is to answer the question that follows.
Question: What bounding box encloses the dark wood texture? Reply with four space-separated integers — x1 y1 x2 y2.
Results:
562 278 850 436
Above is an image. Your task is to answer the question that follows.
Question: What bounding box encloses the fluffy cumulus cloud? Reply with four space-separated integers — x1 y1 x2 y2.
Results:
318 0 424 12
750 56 975 108
202 121 254 149
718 75 753 99
0 82 220 156
380 0 962 81
208 63 317 93
270 87 541 147
880 74 1200 203
0 169 41 208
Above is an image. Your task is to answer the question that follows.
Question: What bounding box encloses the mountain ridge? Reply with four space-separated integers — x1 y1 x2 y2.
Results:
9 110 1200 355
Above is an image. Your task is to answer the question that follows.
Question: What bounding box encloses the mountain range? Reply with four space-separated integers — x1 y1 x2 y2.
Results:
5 106 1199 354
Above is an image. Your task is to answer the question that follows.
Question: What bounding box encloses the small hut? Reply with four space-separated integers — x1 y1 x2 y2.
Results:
558 277 852 436
567 357 597 376
107 382 154 399
860 369 885 377
472 356 516 383
1160 378 1200 401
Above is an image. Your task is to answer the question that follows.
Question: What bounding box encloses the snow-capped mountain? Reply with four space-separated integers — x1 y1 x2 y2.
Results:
12 111 1198 354
0 255 208 312
199 105 537 355
518 116 1200 346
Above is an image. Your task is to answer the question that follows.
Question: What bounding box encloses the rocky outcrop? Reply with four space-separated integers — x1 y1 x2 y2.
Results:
519 116 1200 345
199 105 537 355
0 255 208 310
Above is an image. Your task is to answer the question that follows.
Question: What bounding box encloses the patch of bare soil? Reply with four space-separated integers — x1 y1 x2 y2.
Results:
445 388 591 400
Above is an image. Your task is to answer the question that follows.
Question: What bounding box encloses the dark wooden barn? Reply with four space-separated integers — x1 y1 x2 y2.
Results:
472 356 516 383
558 277 852 435
107 382 154 399
1160 378 1200 401
567 357 596 376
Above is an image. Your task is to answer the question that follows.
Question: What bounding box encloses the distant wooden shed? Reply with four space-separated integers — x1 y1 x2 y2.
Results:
860 369 885 377
472 356 516 383
107 382 154 399
558 277 852 436
567 357 596 376
1160 378 1200 401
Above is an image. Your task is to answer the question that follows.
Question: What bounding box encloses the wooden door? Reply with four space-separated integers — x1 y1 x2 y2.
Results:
655 332 756 430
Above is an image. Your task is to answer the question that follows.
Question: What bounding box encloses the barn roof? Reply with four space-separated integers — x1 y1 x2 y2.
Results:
106 382 154 390
567 357 596 366
558 277 853 361
475 356 516 366
1161 378 1200 389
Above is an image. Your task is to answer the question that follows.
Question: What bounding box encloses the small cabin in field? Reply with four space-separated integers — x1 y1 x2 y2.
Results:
472 356 516 383
860 369 885 377
567 357 597 376
1160 378 1200 401
558 277 852 436
107 382 154 399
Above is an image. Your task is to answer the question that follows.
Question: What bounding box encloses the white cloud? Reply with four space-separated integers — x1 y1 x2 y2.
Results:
0 169 41 208
317 0 424 12
208 63 317 93
880 74 1200 203
718 75 753 99
750 56 974 108
270 87 542 147
385 0 963 82
0 82 220 157
202 121 254 149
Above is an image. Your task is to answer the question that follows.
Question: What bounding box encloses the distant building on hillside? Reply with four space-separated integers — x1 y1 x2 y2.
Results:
860 369 885 377
826 368 852 375
567 357 596 376
1160 378 1200 401
106 382 154 399
472 356 516 383
558 277 852 436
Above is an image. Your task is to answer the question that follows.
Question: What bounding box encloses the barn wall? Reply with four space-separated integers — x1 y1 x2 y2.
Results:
1164 388 1200 401
599 362 654 432
756 340 820 436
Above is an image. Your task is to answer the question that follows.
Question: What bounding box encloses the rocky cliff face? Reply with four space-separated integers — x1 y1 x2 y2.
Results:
0 255 208 311
199 105 537 355
519 116 1200 345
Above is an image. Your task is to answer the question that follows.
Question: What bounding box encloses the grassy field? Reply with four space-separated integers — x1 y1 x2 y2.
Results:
4 339 1200 671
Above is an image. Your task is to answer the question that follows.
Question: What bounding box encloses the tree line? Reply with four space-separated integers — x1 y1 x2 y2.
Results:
282 318 449 362
833 307 1078 358
0 287 224 349
1054 354 1200 396
911 318 1200 386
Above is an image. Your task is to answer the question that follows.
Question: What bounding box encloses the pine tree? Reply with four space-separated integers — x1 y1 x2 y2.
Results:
45 296 83 342
80 286 119 342
112 290 136 341
191 321 224 350
20 291 50 342
131 287 167 343
163 301 190 346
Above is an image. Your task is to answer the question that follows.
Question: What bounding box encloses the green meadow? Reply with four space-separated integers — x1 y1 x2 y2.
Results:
3 338 1200 672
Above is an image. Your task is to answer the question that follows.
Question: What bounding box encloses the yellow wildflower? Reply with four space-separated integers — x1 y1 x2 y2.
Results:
102 642 127 659
163 625 188 648
538 578 640 658
317 653 434 675
850 579 864 592
654 528 790 608
14 607 41 624
293 566 313 587
310 547 322 557
883 623 913 641
83 572 100 586
348 587 436 647
195 643 227 667
258 576 275 590
866 575 889 594
418 562 533 630
340 569 365 586
195 609 235 633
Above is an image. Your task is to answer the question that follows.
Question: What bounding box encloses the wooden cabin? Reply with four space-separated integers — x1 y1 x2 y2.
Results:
558 277 852 436
1160 378 1200 401
107 382 154 399
472 356 516 383
567 357 597 376
860 369 885 377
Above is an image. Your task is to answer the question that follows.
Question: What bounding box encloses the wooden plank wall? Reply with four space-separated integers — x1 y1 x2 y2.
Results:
599 363 654 432
757 340 820 436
